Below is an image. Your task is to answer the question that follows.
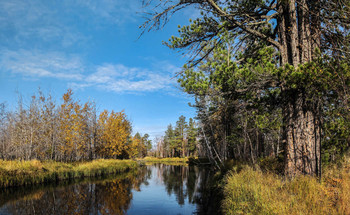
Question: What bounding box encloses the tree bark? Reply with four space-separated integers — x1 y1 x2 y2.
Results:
284 0 300 66
278 0 322 177
297 0 312 62
283 90 321 177
278 3 288 66
309 0 321 59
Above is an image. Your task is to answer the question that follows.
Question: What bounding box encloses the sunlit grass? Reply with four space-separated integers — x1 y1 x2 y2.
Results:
222 156 350 215
0 159 138 188
139 157 189 164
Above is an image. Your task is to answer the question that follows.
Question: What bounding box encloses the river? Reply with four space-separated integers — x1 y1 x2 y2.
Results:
0 164 221 215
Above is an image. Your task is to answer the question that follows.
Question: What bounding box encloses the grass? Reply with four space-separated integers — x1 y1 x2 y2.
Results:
222 156 350 215
0 159 138 188
139 156 212 166
0 168 140 208
139 157 189 164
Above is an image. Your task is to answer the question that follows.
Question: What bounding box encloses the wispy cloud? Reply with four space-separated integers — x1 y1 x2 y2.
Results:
0 50 84 80
1 49 179 94
72 63 177 93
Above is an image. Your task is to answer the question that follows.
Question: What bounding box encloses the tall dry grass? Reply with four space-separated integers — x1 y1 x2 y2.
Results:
0 159 137 188
222 156 350 215
139 157 189 164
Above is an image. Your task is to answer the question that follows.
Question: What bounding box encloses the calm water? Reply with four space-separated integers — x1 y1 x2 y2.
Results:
0 164 221 215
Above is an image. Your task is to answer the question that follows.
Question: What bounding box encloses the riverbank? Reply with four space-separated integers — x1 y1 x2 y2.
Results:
139 157 189 164
0 168 141 209
139 157 211 165
222 156 350 214
0 159 138 188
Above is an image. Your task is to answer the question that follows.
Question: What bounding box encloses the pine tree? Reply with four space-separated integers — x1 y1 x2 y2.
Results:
175 115 187 157
164 124 175 157
142 0 350 176
187 118 198 157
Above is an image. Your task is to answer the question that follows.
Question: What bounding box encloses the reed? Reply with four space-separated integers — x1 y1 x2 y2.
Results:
0 159 138 188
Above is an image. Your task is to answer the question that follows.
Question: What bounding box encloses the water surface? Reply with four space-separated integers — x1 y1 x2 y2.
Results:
0 164 221 215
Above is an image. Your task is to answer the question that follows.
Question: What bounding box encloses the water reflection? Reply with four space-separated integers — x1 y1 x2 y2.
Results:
0 164 221 215
153 164 222 215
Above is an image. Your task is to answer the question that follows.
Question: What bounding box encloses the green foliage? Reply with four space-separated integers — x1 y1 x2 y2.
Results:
144 0 350 175
177 28 350 167
174 115 187 157
177 34 284 164
156 116 199 158
187 118 198 155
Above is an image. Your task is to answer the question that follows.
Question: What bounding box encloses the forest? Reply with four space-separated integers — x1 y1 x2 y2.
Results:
0 89 151 162
153 116 199 158
142 0 350 177
141 1 350 213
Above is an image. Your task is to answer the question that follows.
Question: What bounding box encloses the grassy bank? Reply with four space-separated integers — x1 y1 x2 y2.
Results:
139 157 189 164
0 159 138 188
222 157 350 215
139 156 212 165
0 168 140 208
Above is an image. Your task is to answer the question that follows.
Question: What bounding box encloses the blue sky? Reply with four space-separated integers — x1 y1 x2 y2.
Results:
0 0 198 141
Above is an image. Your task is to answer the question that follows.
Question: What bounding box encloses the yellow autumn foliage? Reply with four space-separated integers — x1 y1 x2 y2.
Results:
97 110 131 158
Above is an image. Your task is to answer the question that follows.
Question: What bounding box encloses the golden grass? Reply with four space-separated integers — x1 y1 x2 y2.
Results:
139 157 189 164
222 157 350 215
0 159 138 188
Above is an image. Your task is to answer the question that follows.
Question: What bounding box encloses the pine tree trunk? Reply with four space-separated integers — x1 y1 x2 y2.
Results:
297 0 312 62
283 91 321 176
279 0 321 177
284 0 300 66
309 0 321 59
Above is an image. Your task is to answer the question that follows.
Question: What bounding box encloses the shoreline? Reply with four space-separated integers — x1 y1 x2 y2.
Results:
0 157 210 188
0 159 138 188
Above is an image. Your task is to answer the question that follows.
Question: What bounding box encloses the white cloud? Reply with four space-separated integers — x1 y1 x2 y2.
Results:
0 50 84 80
77 63 177 93
0 47 180 94
0 48 179 94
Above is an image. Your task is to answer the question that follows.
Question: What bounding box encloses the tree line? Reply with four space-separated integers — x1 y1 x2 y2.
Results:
154 116 199 158
142 0 350 176
0 89 151 161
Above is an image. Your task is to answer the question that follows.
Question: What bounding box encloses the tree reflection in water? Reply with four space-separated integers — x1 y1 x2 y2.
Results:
0 164 221 215
153 164 221 215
